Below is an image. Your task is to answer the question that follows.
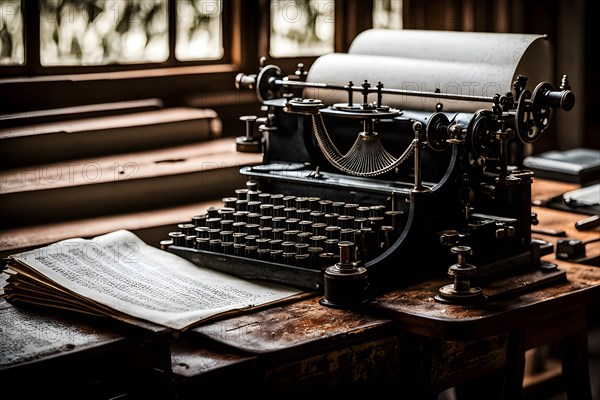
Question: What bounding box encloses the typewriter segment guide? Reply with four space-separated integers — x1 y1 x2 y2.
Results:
165 30 575 308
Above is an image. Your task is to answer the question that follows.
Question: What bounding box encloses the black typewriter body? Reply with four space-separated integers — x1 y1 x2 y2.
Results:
165 61 575 308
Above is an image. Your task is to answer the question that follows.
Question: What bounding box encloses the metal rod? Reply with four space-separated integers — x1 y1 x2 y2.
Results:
274 79 495 103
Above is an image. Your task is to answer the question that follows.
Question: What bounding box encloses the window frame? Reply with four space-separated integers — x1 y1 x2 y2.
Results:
0 0 375 117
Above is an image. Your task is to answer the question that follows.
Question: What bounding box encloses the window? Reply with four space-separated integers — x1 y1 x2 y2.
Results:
269 0 334 58
3 0 226 74
0 0 24 65
372 0 402 30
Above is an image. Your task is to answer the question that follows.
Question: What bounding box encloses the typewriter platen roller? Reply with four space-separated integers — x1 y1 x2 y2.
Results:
165 30 575 308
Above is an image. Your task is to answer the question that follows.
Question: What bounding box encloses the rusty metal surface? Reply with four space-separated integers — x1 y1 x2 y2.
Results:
370 261 600 339
190 294 395 354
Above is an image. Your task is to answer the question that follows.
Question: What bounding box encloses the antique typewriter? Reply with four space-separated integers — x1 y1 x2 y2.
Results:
164 30 575 308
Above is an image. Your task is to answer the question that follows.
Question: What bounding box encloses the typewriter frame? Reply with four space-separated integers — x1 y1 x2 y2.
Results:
167 61 575 307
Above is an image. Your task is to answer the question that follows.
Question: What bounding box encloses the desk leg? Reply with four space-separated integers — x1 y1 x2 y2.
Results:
504 329 526 400
561 325 592 400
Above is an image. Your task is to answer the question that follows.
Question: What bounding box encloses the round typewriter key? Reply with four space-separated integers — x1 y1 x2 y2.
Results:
191 214 207 227
297 231 312 243
259 215 273 227
206 217 222 229
160 239 172 250
248 201 261 214
246 223 260 236
344 203 359 217
195 226 209 238
271 194 284 206
233 232 246 244
340 228 357 242
353 217 368 230
338 215 354 229
235 188 249 200
325 238 340 254
299 220 313 232
247 213 261 225
319 199 332 213
282 241 296 252
270 249 283 263
207 206 219 219
308 246 324 267
221 241 234 255
256 238 270 250
284 207 297 219
259 226 273 239
257 249 270 261
309 235 327 247
272 228 285 241
283 252 296 265
245 180 259 191
222 197 237 208
385 210 404 231
283 230 300 242
295 197 308 209
295 242 309 255
209 239 222 252
218 207 235 217
208 228 221 240
325 226 341 240
370 205 386 218
272 216 286 229
235 199 249 212
185 235 196 248
307 197 321 211
285 218 299 231
196 237 209 250
312 222 327 236
295 254 310 267
368 216 384 230
232 211 248 222
233 243 245 256
357 206 370 218
269 239 283 251
296 208 311 220
310 211 324 223
178 223 196 236
283 195 296 207
260 203 274 216
245 235 258 246
247 190 261 202
272 205 285 217
259 193 272 204
220 219 234 230
169 232 186 247
245 245 258 259
219 230 234 242
232 221 247 233
324 213 339 226
331 201 345 214
319 252 335 268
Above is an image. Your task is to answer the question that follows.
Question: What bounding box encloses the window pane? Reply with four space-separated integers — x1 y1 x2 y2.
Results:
372 0 402 29
0 0 25 65
40 0 168 66
270 0 334 58
176 0 223 61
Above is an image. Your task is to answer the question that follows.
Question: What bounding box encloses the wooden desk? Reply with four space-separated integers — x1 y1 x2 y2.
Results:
369 260 599 399
2 178 599 399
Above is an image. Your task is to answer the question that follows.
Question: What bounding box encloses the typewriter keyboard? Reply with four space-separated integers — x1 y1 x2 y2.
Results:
164 183 404 290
